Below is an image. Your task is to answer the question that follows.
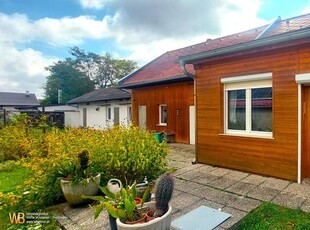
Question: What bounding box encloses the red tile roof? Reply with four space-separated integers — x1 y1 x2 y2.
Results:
120 13 310 87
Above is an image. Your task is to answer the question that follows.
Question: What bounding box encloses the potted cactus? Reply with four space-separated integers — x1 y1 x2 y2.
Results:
58 149 101 206
116 173 174 230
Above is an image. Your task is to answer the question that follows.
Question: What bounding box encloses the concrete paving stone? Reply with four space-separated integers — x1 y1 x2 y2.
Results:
219 206 247 229
209 168 232 177
208 191 239 206
247 186 280 201
191 164 216 174
170 192 201 210
223 170 250 181
272 192 307 210
283 183 310 198
301 199 310 212
228 196 262 212
241 174 268 185
208 177 238 189
174 180 203 192
189 185 220 199
226 181 257 196
178 170 207 180
172 189 184 197
191 174 221 185
172 164 205 176
260 177 292 190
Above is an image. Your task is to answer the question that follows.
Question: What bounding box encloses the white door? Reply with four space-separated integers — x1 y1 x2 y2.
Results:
138 106 146 129
190 106 196 144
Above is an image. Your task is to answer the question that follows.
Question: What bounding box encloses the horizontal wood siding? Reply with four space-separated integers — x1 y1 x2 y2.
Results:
132 81 194 143
196 44 310 181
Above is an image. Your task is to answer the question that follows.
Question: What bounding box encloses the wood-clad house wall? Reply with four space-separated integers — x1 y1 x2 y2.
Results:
195 43 310 181
131 81 194 143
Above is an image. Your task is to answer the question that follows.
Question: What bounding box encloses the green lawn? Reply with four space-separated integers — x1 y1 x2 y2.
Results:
0 164 32 194
0 162 61 230
236 202 310 230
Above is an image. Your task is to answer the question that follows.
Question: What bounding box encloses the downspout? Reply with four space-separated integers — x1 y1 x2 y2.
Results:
180 60 197 164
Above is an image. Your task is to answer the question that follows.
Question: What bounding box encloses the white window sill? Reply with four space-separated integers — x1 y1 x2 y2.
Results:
156 124 167 127
219 133 274 139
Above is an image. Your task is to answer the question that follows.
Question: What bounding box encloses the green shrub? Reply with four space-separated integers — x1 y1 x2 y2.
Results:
1 125 168 212
0 153 4 163
92 125 168 185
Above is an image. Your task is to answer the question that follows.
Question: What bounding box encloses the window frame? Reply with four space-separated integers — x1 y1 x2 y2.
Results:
222 73 273 138
107 107 112 121
159 104 167 126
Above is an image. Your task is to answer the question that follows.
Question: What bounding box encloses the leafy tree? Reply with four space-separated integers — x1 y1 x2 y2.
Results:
70 47 138 88
43 47 138 105
43 60 95 105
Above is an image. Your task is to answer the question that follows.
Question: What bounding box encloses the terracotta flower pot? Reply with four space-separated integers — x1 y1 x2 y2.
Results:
134 197 142 204
145 209 156 222
60 173 101 206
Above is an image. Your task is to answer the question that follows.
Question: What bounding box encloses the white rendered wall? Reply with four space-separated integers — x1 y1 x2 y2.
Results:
64 111 80 127
77 100 131 129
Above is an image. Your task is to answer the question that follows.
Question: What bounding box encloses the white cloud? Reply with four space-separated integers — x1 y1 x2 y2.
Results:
0 42 57 98
303 0 310 14
80 0 107 9
1 0 268 98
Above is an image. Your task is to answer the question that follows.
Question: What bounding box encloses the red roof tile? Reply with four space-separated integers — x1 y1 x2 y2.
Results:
120 13 310 86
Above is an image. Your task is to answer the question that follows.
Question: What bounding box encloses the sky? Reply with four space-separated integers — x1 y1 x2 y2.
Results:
0 0 310 99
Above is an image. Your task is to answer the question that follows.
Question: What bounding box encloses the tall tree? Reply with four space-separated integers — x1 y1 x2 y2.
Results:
70 47 138 88
43 60 95 105
43 47 138 104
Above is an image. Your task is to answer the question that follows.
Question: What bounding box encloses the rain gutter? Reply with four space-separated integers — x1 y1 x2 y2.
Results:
178 27 310 64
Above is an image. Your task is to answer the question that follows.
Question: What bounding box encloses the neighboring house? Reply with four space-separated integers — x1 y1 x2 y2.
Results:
38 105 80 128
67 88 131 129
176 14 310 182
119 44 196 144
0 91 40 111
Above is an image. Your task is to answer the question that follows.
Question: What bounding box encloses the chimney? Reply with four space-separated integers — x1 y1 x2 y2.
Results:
26 91 30 97
58 89 62 104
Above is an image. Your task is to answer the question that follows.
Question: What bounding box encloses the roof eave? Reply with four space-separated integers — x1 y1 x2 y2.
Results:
179 27 310 64
118 75 193 89
67 96 131 104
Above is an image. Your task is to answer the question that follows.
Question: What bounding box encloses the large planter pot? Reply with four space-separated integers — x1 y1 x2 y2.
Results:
60 173 101 206
116 201 172 230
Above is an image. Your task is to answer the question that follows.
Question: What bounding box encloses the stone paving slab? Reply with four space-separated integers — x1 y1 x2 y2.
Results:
247 186 280 202
226 181 257 196
208 177 238 190
227 196 262 212
241 174 268 185
54 143 310 230
283 183 310 198
272 192 307 210
301 199 310 212
223 170 249 181
260 177 292 190
191 174 221 185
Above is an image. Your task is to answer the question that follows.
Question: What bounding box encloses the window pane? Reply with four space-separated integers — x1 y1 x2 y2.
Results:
228 90 246 130
160 105 167 124
251 87 272 132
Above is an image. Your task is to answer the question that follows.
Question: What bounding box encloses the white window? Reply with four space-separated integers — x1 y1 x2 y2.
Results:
107 107 112 120
222 73 272 138
159 104 167 126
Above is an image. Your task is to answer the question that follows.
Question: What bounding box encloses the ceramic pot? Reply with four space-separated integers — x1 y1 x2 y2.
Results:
116 201 172 230
60 173 101 206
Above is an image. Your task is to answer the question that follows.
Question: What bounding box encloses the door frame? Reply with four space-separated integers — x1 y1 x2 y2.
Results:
296 73 310 183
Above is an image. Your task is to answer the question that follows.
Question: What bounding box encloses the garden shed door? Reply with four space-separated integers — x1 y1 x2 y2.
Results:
303 86 310 178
